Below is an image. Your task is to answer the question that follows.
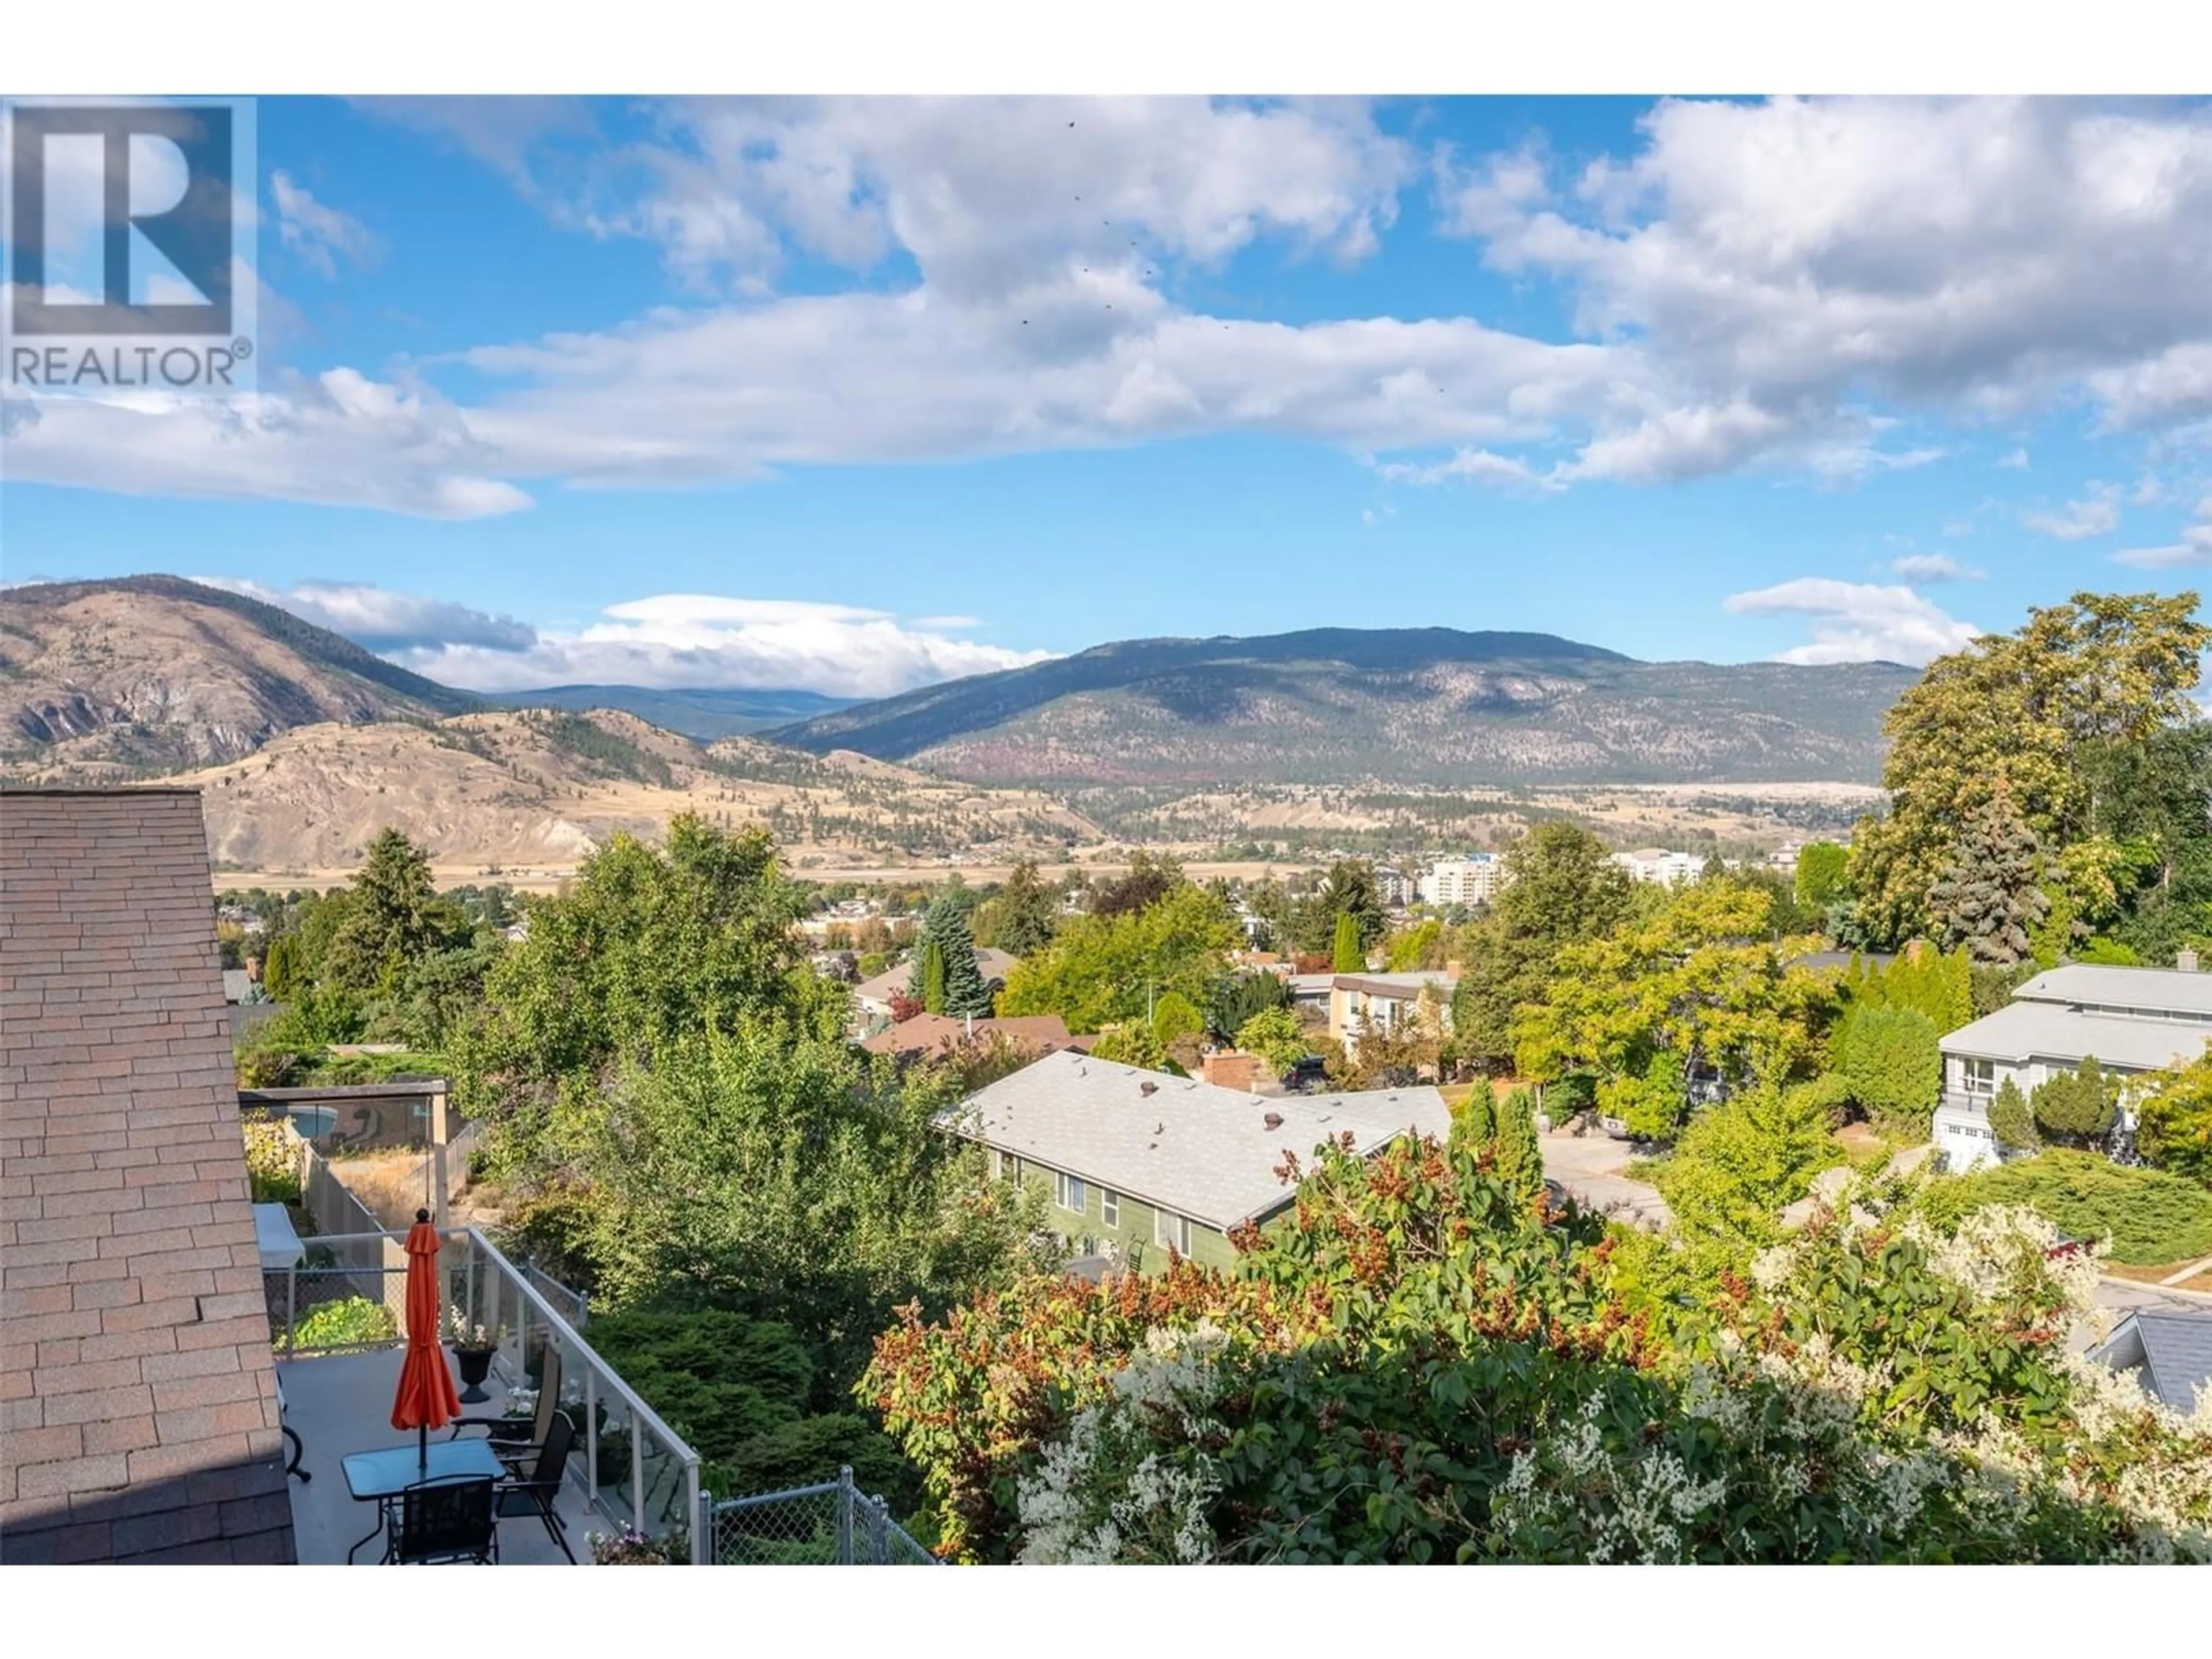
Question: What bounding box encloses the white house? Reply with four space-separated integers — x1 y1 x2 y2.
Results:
1932 960 2212 1173
1609 847 1705 887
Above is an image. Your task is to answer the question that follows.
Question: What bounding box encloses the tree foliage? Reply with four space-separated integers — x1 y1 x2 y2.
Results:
998 883 1240 1035
1988 1078 2039 1155
1829 1003 1942 1139
1512 879 1834 1143
973 858 1059 958
2029 1057 2119 1151
1849 590 2207 948
1795 841 1851 912
1451 824 1634 1071
2137 1048 2212 1185
1928 788 2051 965
1234 1007 1309 1074
1331 911 1363 974
912 896 991 1018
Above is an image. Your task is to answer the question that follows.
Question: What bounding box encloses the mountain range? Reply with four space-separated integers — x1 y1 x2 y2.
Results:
765 627 1917 785
2 577 1916 794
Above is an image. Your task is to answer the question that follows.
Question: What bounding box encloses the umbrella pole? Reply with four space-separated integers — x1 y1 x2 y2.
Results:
419 1424 428 1475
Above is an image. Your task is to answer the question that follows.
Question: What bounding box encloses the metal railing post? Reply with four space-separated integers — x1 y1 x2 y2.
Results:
692 1475 707 1565
867 1493 889 1565
584 1372 599 1493
835 1465 855 1564
631 1425 646 1534
285 1264 297 1355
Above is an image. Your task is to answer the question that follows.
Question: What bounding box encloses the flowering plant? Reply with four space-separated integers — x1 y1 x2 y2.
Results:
445 1308 502 1351
501 1387 539 1421
586 1526 685 1565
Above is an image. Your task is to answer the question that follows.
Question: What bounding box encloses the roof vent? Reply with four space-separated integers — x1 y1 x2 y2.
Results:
1140 1081 1158 1097
1263 1111 1284 1131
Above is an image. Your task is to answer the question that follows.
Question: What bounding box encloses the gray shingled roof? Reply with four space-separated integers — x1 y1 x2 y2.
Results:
853 947 1018 1006
942 1048 1453 1230
2013 963 2212 1019
1937 1001 2212 1071
2096 1310 2212 1414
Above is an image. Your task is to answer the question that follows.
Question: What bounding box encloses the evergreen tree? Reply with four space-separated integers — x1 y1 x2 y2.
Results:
1928 789 2051 965
1493 1085 1544 1198
1830 1003 1942 1139
263 933 305 1001
321 828 460 997
1452 1084 1497 1156
2031 1057 2118 1150
1332 911 1365 974
912 896 992 1018
1795 842 1851 913
986 858 1059 957
1987 1077 2039 1154
917 939 948 1015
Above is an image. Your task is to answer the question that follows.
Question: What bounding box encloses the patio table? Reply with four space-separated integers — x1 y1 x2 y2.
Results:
341 1438 508 1562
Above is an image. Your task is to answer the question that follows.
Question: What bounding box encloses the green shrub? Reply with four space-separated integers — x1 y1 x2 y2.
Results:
1987 1078 2039 1153
2031 1058 2118 1150
240 1110 302 1205
1831 1003 1941 1139
291 1296 397 1351
1914 1149 2212 1265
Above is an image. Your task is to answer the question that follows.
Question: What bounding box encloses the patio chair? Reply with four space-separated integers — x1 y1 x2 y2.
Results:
452 1342 562 1470
387 1474 498 1565
494 1408 577 1563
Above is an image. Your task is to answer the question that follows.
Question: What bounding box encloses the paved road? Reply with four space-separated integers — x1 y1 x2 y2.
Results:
1541 1131 1672 1228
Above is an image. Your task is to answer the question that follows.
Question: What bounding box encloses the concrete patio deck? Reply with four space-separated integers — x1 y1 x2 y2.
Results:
277 1351 604 1566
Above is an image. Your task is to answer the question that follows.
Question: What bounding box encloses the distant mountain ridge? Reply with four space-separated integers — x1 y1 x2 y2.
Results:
768 627 1919 786
489 683 858 739
1 575 479 775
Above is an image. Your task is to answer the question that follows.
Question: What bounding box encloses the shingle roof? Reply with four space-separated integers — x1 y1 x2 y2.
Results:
861 1013 1091 1058
943 1048 1452 1230
1332 972 1460 998
852 947 1019 1006
1937 1000 2212 1071
2103 1310 2212 1414
0 788 297 1562
2013 963 2212 1019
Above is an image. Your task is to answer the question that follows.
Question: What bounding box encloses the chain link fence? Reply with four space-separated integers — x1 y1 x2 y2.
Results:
704 1466 941 1565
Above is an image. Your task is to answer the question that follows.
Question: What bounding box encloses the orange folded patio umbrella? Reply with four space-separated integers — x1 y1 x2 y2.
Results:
391 1208 462 1473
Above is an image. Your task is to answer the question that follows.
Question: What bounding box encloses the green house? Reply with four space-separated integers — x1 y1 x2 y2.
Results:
942 1050 1453 1273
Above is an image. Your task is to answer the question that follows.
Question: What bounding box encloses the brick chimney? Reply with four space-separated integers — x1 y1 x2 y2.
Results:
2180 948 2200 974
1443 959 1464 977
1203 1052 1262 1093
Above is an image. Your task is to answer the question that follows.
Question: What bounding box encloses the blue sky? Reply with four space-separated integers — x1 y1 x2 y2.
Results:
6 94 2212 697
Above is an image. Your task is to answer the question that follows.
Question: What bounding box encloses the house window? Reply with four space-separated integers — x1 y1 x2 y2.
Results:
1961 1058 1995 1095
1100 1190 1120 1228
1053 1171 1088 1214
1154 1209 1192 1254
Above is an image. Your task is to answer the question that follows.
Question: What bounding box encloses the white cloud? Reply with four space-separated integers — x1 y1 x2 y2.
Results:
198 577 536 652
1998 448 2030 469
1891 552 1984 584
270 172 380 277
1372 446 1556 490
2022 483 2123 540
391 592 1054 697
1445 96 2212 469
14 96 2212 518
2112 498 2212 569
1723 577 1980 666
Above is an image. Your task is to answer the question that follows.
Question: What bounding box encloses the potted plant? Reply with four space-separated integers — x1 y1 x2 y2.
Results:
588 1526 684 1565
445 1309 502 1404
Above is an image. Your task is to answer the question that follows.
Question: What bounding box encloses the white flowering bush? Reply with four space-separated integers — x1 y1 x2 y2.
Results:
1016 1323 1229 1564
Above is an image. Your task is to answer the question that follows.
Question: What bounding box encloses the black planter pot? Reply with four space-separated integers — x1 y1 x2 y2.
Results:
452 1346 495 1404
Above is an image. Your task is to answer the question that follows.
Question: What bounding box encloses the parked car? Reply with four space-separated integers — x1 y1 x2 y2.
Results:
1281 1054 1330 1093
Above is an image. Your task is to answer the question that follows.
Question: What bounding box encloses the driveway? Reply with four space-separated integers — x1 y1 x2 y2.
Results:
1541 1131 1671 1229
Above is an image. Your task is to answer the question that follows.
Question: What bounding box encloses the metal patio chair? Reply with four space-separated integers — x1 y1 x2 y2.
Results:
387 1474 498 1565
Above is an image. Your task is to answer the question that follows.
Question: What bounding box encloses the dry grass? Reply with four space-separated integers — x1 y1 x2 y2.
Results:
325 1148 441 1231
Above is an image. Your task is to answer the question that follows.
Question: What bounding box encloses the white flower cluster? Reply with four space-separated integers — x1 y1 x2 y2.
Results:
1014 1323 1229 1565
1895 1203 2105 1314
